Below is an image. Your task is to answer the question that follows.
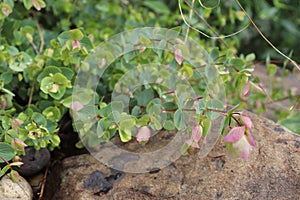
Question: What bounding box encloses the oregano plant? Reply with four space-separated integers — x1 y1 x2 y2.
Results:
0 0 298 176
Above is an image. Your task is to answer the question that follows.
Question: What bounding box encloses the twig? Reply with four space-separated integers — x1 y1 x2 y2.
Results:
28 81 35 107
33 13 44 54
29 41 39 55
234 0 300 72
0 155 10 165
179 0 249 46
38 166 49 200
184 0 195 43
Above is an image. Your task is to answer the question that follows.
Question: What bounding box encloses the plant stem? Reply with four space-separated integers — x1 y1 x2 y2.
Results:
234 0 300 72
28 81 35 107
0 155 10 165
33 13 44 54
184 0 195 43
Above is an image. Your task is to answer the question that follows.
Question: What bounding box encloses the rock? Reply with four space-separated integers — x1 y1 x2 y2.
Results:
15 147 50 176
0 171 33 200
48 111 300 200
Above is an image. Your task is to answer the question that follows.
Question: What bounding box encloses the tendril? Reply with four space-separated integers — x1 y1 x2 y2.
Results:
178 0 250 39
198 0 220 9
234 0 300 72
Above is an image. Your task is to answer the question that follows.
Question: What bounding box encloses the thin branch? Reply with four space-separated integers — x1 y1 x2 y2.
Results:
179 0 249 45
184 0 195 43
0 155 10 165
29 41 39 55
38 166 49 200
33 13 44 54
234 0 300 72
28 81 35 107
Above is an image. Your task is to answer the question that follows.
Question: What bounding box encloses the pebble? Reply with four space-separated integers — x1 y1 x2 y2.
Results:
0 171 33 200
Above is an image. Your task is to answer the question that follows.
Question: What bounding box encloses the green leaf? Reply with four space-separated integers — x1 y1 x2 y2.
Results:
119 118 136 130
136 89 154 106
205 64 218 81
0 165 11 177
150 116 162 130
179 65 193 77
32 112 47 127
0 71 13 84
278 112 300 134
0 142 15 163
22 0 33 10
137 115 150 126
50 134 60 146
174 109 187 130
162 102 177 110
119 128 132 142
60 67 75 80
52 73 70 86
7 46 19 56
42 106 61 122
201 118 211 137
58 29 84 45
206 99 224 120
37 66 61 82
163 120 175 130
230 58 245 70
111 101 124 114
245 53 256 62
143 1 170 14
131 106 141 117
146 99 162 116
267 64 277 77
196 99 206 114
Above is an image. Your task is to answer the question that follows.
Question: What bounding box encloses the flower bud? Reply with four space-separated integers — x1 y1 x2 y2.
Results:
136 126 151 143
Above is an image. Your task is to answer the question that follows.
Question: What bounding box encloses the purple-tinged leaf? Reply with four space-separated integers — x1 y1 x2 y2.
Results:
72 39 81 50
174 48 183 65
242 81 251 97
224 126 245 143
70 101 84 111
186 139 200 148
192 124 202 142
136 126 151 142
241 115 253 129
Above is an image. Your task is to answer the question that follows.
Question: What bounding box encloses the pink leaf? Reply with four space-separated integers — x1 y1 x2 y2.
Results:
186 139 200 148
242 81 251 97
140 46 146 53
232 136 252 160
2 8 9 17
13 138 27 147
98 58 106 69
174 48 183 65
12 138 27 152
247 131 256 147
241 115 253 129
72 39 81 50
192 124 202 142
32 0 41 10
0 99 7 110
12 119 23 132
70 101 84 111
224 126 245 143
136 126 151 142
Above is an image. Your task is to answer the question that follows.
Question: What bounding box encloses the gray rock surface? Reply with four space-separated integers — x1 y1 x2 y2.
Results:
0 171 33 200
50 111 300 200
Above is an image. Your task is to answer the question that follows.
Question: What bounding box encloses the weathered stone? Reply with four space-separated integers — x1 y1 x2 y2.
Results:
50 111 300 200
15 147 50 177
0 171 33 200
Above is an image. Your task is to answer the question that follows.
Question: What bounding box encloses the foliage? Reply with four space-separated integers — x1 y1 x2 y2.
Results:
0 0 299 177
